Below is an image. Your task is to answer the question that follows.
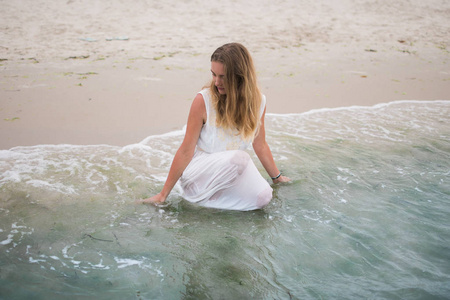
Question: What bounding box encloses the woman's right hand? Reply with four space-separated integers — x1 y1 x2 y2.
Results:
138 193 166 205
136 94 205 207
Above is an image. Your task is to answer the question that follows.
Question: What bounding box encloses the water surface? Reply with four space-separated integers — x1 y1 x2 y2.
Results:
1 100 449 299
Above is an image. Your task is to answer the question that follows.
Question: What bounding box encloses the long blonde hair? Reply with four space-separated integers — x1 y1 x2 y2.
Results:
209 43 262 141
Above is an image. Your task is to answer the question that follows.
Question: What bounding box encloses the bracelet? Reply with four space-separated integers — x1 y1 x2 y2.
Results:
271 172 282 180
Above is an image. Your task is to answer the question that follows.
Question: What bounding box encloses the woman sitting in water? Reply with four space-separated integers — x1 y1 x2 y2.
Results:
142 43 290 210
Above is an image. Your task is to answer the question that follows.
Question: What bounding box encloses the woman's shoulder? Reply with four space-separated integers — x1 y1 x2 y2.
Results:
198 88 211 98
198 88 212 108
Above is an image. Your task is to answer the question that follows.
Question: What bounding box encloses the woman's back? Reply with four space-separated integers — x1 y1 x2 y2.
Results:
196 88 266 153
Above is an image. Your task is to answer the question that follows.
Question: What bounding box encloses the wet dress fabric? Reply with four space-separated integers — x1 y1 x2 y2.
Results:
179 89 273 211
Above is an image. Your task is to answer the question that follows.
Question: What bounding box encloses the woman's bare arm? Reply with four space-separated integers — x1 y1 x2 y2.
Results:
252 107 290 183
140 94 206 204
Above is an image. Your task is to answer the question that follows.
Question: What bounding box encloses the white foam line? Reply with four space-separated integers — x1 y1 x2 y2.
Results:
138 127 186 145
266 100 450 117
2 100 448 151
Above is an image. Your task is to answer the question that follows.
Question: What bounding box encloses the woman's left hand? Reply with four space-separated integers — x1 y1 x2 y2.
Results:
273 175 291 184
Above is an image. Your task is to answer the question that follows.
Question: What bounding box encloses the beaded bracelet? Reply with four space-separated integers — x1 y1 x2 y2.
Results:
271 172 282 180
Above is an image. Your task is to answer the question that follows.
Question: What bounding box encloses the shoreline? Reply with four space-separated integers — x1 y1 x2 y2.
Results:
3 99 449 152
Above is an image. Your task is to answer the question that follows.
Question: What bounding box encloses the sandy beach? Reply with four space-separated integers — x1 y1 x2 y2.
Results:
1 0 449 149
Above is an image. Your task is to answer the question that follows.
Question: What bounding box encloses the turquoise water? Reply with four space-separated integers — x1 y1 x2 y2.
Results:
1 100 449 299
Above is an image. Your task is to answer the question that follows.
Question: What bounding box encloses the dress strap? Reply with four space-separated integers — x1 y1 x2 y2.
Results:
199 89 211 121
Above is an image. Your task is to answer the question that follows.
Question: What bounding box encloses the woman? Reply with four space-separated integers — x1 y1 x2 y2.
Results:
142 43 290 210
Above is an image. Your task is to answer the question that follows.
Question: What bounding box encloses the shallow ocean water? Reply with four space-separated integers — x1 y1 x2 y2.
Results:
0 100 449 299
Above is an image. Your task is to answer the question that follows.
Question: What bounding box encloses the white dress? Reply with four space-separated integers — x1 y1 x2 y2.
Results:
179 89 273 211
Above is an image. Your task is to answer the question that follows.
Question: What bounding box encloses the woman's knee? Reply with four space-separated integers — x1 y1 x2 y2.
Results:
256 187 273 208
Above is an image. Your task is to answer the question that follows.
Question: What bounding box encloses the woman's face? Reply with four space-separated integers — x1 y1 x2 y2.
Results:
211 61 226 95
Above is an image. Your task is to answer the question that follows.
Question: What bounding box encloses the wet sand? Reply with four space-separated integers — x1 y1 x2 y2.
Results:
1 0 449 149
